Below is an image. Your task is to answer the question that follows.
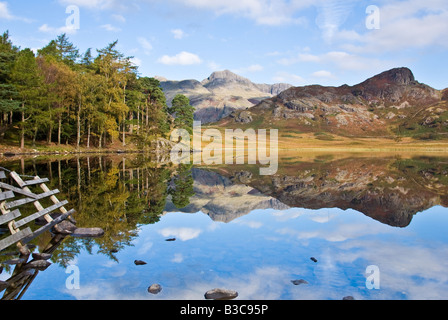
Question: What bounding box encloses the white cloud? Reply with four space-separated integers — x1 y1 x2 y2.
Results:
100 24 121 32
207 61 221 71
0 1 31 22
172 0 313 26
38 23 78 35
157 51 202 66
159 227 202 241
273 71 305 85
137 37 153 55
171 28 186 39
130 57 142 67
111 14 126 23
314 0 357 43
172 253 184 263
0 1 13 19
232 219 263 229
278 50 395 73
334 0 448 53
232 64 264 74
58 0 123 10
311 70 334 79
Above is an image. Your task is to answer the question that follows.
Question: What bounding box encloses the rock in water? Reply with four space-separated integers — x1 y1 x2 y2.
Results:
204 288 238 300
32 253 52 260
25 260 51 271
291 279 308 285
71 228 104 238
134 260 147 265
54 220 77 234
148 284 162 294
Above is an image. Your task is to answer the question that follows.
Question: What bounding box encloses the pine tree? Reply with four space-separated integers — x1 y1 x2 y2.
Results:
170 94 195 134
10 48 43 148
0 31 20 138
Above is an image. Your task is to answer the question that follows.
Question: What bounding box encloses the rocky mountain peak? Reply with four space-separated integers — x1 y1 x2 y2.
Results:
201 70 253 87
361 67 415 86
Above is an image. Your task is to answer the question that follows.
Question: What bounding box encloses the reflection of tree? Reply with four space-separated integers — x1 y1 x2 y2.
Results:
169 164 195 209
1 156 180 265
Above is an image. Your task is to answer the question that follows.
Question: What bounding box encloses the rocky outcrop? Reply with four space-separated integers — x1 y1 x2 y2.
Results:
222 67 446 137
229 110 253 123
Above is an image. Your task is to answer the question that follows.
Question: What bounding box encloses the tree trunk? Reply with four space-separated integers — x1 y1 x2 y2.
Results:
32 127 38 147
48 124 52 144
77 100 82 149
57 115 62 145
20 107 25 149
98 130 102 149
47 105 52 144
137 105 140 135
146 101 149 128
86 120 91 148
122 112 126 147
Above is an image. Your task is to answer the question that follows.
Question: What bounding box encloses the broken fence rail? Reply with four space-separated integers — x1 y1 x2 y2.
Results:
0 170 76 252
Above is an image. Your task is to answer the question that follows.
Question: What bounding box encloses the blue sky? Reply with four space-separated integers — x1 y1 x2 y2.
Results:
1 0 447 89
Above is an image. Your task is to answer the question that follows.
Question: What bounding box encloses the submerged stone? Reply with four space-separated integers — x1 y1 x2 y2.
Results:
204 288 238 300
32 253 52 260
291 279 309 285
148 284 162 294
71 228 105 238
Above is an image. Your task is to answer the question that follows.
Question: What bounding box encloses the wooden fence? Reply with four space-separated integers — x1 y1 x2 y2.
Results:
0 170 75 253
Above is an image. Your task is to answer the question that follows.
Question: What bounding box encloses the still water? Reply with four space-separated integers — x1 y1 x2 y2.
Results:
1 153 448 300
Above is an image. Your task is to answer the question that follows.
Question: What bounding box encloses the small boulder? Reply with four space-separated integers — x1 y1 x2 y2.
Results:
32 253 52 260
25 260 51 271
71 228 104 238
291 279 308 286
204 288 238 300
148 284 162 294
3 258 26 265
54 220 77 234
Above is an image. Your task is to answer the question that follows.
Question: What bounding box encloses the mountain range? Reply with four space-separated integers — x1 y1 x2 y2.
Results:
215 67 448 140
158 70 292 123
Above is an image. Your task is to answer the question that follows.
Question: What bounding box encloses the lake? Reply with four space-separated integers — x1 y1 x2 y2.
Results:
1 153 448 300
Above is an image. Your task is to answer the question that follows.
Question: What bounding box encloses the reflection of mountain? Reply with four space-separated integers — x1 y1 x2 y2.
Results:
164 169 289 223
204 157 448 227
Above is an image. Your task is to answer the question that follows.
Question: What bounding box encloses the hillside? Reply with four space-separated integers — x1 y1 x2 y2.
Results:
159 70 292 123
216 67 448 141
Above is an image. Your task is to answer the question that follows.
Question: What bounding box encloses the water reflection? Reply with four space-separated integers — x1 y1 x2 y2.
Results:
0 153 448 300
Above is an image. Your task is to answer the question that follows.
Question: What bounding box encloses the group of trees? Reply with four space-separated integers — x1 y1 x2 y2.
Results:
0 31 194 150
